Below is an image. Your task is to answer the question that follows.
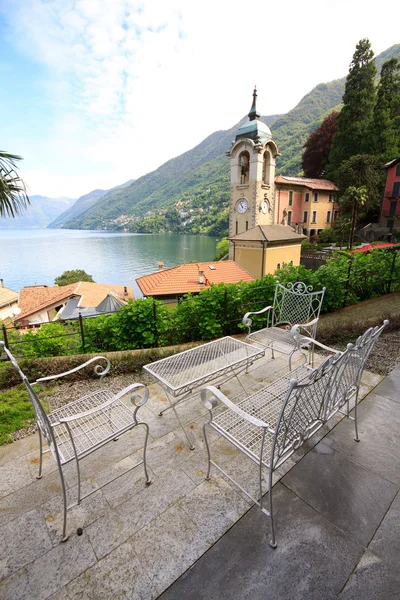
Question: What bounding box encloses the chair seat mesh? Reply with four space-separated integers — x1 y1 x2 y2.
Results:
247 327 296 354
48 390 135 463
211 365 311 463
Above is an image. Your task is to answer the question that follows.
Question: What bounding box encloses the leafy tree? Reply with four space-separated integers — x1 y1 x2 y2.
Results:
339 186 368 249
371 58 400 162
317 228 337 244
54 270 95 286
0 151 30 218
328 39 377 179
336 154 385 222
302 112 338 178
215 237 229 260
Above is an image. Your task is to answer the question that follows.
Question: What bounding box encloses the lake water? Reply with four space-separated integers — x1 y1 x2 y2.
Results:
0 230 219 297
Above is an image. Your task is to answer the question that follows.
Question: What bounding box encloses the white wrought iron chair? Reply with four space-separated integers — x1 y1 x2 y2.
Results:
0 342 152 542
243 281 326 368
200 321 388 548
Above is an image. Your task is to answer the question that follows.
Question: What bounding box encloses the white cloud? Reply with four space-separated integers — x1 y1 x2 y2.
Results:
2 0 399 197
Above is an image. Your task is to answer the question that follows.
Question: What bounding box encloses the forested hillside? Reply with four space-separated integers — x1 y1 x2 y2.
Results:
61 44 400 235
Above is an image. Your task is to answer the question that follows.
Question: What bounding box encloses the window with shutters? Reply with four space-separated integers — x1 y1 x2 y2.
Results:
392 181 400 197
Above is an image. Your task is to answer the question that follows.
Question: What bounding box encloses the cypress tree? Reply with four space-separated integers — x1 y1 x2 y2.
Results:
371 58 400 163
328 39 377 179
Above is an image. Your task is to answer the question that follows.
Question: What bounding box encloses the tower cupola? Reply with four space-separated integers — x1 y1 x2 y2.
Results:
234 87 272 143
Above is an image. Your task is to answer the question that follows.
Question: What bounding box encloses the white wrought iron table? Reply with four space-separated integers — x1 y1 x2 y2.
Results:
144 336 265 449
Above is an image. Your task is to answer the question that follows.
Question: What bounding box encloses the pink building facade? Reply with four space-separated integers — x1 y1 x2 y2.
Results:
380 158 400 232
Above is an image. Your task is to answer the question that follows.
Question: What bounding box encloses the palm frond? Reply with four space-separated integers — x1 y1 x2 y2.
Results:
0 151 30 218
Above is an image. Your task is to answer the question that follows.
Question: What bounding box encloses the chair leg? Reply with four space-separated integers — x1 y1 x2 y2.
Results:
268 468 277 549
53 455 69 542
141 423 152 485
36 428 44 480
354 392 360 442
258 460 264 510
203 423 212 481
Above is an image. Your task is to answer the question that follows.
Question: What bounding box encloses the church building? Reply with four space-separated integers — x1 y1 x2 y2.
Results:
228 89 338 279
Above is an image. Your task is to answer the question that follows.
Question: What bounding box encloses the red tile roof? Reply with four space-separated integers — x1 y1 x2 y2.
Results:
17 282 134 321
275 175 338 191
0 285 19 309
136 261 254 297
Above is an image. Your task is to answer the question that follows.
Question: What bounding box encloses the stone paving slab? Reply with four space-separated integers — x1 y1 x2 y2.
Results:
159 484 364 600
328 392 400 485
0 351 387 600
338 550 400 600
282 437 398 546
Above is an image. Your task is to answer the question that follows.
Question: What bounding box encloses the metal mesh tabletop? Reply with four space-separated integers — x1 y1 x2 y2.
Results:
144 337 265 396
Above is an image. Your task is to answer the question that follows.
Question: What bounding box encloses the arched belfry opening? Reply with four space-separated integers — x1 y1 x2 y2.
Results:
239 151 250 184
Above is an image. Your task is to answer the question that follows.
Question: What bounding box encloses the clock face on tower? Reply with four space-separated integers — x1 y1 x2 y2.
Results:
236 199 248 213
261 200 269 214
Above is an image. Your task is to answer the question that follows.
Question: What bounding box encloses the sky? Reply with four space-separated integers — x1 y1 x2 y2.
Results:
0 0 399 199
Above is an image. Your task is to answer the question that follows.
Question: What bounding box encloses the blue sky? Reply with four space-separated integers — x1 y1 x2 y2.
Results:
0 0 399 198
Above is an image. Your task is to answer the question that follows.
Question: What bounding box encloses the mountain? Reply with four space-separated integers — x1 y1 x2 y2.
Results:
0 195 75 229
61 44 400 233
48 179 135 228
63 116 280 232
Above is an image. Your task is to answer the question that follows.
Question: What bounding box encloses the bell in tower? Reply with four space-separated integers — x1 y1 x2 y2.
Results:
226 88 279 239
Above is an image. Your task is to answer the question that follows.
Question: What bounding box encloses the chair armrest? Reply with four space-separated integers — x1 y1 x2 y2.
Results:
34 356 111 384
58 383 149 424
243 305 273 329
290 325 341 354
113 383 149 406
201 385 270 429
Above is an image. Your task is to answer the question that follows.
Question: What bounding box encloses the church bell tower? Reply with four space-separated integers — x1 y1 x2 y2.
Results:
227 88 279 239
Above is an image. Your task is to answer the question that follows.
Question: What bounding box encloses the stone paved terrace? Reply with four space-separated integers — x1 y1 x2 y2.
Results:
0 350 398 600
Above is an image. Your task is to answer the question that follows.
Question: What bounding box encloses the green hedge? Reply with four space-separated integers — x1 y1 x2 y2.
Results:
0 344 199 391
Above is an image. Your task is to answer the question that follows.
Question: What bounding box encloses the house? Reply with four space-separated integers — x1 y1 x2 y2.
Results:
136 261 254 304
274 176 339 240
15 282 134 327
229 225 306 279
380 157 400 234
0 279 19 322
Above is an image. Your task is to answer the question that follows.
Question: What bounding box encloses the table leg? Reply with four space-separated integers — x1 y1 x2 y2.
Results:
163 390 195 450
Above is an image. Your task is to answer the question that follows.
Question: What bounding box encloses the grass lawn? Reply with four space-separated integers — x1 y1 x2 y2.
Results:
0 384 35 445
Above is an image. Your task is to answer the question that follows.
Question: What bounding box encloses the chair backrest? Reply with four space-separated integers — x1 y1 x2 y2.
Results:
271 350 343 469
324 320 388 420
0 342 58 458
272 282 325 337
